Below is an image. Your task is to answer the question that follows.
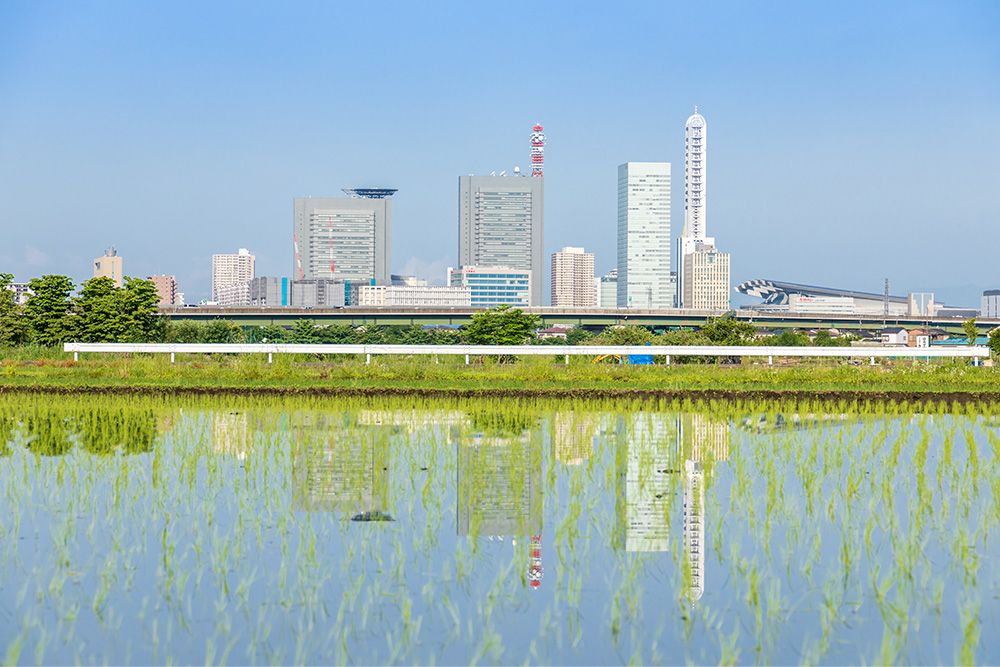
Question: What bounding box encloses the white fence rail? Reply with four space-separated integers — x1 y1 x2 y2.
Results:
63 342 991 366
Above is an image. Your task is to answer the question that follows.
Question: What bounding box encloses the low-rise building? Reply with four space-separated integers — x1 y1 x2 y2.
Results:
215 281 250 307
4 282 32 305
788 295 854 314
447 266 531 308
880 327 907 346
354 284 471 307
292 279 345 308
250 277 290 307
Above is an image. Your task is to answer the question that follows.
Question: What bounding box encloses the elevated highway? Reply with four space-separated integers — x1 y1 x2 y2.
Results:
157 306 999 335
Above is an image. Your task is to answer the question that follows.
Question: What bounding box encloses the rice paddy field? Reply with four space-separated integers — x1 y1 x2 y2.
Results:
1 393 999 664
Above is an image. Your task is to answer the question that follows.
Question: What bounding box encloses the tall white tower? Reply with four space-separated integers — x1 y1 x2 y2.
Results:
684 107 707 241
677 107 730 310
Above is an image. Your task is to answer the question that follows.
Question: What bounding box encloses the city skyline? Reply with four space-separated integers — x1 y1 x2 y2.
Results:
1 2 997 306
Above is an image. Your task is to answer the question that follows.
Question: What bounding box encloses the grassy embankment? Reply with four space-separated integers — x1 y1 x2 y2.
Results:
1 349 998 399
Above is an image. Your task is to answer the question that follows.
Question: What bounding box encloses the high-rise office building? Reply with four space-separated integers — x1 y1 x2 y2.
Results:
677 108 730 309
293 189 394 285
212 248 255 302
550 246 595 307
147 275 178 306
94 247 123 288
617 162 673 309
458 175 544 306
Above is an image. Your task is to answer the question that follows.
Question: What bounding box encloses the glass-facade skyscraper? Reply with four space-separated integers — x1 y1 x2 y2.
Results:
617 162 673 309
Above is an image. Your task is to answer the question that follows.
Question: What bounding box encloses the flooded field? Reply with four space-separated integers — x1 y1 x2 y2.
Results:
1 394 998 665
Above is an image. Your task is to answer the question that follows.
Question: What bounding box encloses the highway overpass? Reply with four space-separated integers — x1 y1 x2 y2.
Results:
157 306 999 335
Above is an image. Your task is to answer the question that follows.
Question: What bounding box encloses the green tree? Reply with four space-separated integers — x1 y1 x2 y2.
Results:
0 274 28 347
165 320 203 343
699 313 757 345
75 277 123 342
203 320 243 343
464 305 539 345
963 318 979 346
259 324 290 343
593 325 655 346
23 275 76 346
292 319 319 344
762 330 811 346
565 326 595 346
119 277 161 342
988 328 1000 359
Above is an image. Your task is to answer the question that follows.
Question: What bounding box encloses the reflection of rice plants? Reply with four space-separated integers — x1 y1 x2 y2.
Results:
0 394 997 664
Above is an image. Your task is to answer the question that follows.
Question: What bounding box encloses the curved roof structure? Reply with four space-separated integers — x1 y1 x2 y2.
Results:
736 279 907 306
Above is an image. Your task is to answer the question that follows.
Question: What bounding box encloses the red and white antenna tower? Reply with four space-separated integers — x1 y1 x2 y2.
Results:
530 124 545 177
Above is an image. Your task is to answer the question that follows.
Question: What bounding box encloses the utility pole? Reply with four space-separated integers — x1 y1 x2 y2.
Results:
883 278 889 324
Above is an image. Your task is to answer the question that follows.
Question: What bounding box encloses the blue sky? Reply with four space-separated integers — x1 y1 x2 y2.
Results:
1 0 998 305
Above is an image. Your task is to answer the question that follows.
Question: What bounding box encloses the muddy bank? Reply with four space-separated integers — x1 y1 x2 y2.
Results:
2 383 999 406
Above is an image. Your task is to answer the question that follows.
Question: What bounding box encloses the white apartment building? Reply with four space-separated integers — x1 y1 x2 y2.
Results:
550 246 595 307
212 248 255 302
617 163 673 309
354 284 471 307
215 280 251 307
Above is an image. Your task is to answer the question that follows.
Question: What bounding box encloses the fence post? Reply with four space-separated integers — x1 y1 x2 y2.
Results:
768 356 773 365
170 352 175 363
268 352 272 364
74 351 79 362
870 356 875 366
465 354 469 365
564 354 569 365
666 355 670 366
366 353 371 365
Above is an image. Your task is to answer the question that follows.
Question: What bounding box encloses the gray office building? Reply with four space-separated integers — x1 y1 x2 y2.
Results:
293 189 394 285
459 175 544 306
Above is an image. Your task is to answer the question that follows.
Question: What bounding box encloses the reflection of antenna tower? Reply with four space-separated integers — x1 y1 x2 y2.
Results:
683 459 705 601
528 535 543 588
530 124 545 177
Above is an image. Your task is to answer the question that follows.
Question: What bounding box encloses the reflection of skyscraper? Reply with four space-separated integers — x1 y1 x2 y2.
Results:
678 413 731 463
291 414 390 515
614 414 677 552
683 459 705 601
212 411 251 458
456 432 542 537
553 412 597 465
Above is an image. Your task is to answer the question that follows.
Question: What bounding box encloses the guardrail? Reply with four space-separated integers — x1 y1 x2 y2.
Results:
63 343 992 366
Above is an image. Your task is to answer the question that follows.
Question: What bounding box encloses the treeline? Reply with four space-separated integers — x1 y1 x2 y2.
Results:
0 275 853 349
0 274 161 346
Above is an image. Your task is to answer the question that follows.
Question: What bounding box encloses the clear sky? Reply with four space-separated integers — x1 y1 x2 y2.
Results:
1 1 998 306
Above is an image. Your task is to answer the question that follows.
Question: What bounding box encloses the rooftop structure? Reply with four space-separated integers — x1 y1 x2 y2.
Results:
341 188 398 199
530 124 545 177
